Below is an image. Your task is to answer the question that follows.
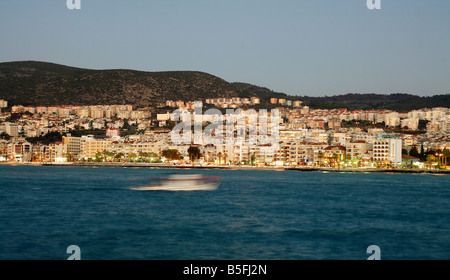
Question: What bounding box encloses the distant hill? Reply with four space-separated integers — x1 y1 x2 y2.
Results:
232 82 288 100
233 83 449 110
298 93 450 111
0 61 247 107
0 61 448 110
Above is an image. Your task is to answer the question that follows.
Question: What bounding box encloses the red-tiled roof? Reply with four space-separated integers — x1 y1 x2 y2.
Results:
324 145 346 151
402 154 419 160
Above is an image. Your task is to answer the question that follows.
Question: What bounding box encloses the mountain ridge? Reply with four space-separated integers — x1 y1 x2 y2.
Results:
0 61 449 110
0 61 248 107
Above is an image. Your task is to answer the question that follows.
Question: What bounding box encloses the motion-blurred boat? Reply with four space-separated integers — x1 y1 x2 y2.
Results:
130 174 220 191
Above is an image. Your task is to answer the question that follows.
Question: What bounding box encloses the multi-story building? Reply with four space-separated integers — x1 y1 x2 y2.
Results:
401 134 418 147
63 136 83 157
117 110 131 119
327 118 342 130
346 141 371 160
130 111 151 119
285 141 328 164
5 123 19 137
385 112 400 127
323 145 346 165
24 106 36 114
331 132 349 146
0 140 8 161
76 108 89 117
25 128 39 138
7 141 32 162
106 140 161 160
251 97 260 105
292 101 303 108
176 100 185 108
214 143 234 164
80 137 112 159
351 132 376 144
58 107 72 117
104 108 116 119
373 135 402 166
47 106 59 115
307 119 325 129
157 112 171 121
300 106 310 115
48 142 67 162
132 141 161 156
36 106 48 115
401 118 419 130
11 105 24 113
166 100 177 107
90 107 105 119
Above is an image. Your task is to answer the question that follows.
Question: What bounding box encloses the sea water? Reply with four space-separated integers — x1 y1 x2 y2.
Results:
0 165 449 260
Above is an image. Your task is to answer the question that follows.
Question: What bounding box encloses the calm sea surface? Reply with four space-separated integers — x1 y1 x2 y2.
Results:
0 165 449 260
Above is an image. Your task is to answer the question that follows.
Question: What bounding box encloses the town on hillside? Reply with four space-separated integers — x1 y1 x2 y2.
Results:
0 97 449 169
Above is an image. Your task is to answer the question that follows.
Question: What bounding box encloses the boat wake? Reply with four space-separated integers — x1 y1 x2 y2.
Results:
130 174 221 191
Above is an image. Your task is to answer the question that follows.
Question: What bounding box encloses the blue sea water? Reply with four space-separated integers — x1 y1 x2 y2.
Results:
0 165 449 260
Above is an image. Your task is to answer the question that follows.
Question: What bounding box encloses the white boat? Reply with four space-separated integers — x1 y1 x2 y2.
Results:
130 174 220 191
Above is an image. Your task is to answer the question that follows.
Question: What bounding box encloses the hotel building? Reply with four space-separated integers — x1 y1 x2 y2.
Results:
373 135 402 166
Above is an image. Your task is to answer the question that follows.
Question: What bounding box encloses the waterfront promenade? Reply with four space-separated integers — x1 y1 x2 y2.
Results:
2 161 449 174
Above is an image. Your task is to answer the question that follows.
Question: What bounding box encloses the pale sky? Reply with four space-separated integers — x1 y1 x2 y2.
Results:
1 0 449 96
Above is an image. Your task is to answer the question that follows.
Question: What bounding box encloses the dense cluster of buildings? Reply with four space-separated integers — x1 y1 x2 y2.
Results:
164 97 303 109
0 98 449 168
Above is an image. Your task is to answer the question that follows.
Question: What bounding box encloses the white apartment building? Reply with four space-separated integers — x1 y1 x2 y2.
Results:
25 128 39 138
285 142 328 164
401 118 419 130
130 111 151 119
373 135 402 166
117 110 131 119
385 112 400 127
331 132 349 146
5 123 19 137
346 141 372 160
351 132 376 144
157 112 171 121
130 141 161 156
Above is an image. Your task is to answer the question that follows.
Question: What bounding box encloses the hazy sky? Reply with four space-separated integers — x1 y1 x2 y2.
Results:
1 0 449 96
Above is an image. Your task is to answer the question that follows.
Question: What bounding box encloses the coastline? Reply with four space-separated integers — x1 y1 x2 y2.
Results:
1 161 449 174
